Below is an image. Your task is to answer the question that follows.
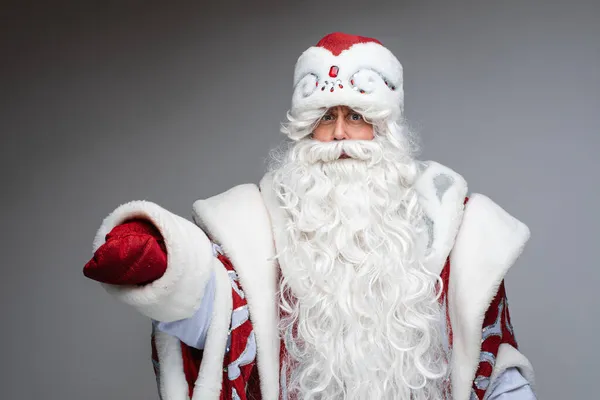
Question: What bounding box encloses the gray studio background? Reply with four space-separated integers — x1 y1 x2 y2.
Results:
1 1 598 399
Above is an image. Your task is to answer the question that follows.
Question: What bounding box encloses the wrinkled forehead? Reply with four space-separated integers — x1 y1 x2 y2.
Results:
325 105 358 114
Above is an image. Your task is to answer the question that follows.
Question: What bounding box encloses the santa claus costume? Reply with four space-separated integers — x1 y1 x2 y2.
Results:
84 32 536 400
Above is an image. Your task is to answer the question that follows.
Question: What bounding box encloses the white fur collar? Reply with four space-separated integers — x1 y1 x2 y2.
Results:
448 193 531 400
192 184 280 400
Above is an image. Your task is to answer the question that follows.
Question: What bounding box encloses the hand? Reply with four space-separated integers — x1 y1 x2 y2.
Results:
83 219 168 285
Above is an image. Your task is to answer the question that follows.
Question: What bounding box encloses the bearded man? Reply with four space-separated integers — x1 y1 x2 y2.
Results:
83 32 536 400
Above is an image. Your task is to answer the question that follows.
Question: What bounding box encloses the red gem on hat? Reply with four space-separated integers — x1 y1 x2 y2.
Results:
316 32 382 56
329 65 339 78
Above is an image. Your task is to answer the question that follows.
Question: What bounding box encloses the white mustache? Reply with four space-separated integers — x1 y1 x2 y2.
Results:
299 139 384 164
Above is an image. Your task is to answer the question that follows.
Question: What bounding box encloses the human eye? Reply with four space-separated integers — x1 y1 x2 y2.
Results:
321 113 335 122
348 112 363 121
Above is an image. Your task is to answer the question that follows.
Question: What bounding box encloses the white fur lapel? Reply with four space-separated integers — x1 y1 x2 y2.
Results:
413 161 468 275
153 264 232 400
448 194 531 400
192 184 280 400
153 328 189 400
259 172 288 273
192 265 233 399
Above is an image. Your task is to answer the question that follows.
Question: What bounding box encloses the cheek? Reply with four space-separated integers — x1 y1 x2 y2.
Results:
311 125 329 141
355 124 374 140
312 129 329 142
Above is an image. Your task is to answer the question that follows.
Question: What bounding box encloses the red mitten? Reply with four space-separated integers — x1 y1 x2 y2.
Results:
83 219 168 285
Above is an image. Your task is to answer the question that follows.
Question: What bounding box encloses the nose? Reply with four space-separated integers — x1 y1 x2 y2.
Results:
332 116 349 141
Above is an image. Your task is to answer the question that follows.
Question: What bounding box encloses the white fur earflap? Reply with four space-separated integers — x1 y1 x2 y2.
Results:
448 194 531 400
192 184 280 400
93 200 218 322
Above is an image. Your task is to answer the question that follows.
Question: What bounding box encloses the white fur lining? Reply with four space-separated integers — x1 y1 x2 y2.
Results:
153 330 189 399
92 200 215 322
258 172 288 279
413 161 468 276
448 194 531 400
192 184 280 400
192 264 233 399
486 343 536 399
152 265 232 400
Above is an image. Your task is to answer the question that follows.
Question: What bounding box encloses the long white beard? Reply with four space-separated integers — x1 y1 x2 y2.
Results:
269 134 449 400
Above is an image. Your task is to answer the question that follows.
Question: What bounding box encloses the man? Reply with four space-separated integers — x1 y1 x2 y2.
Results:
83 32 535 399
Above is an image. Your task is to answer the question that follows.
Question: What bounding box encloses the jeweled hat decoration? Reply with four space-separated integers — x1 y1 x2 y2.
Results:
290 32 404 126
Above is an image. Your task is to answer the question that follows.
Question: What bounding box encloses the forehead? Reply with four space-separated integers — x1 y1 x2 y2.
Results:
326 105 355 114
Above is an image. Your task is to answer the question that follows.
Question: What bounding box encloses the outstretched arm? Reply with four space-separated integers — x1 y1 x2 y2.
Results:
84 200 219 322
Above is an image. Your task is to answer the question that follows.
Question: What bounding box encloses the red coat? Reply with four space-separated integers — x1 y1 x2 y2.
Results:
89 161 534 400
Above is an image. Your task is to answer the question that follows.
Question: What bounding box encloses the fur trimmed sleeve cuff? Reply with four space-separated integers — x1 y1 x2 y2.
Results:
92 200 221 322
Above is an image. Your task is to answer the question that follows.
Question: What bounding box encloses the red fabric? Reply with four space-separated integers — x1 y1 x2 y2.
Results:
155 252 261 400
177 343 261 400
471 281 519 399
218 253 259 400
83 219 168 285
181 344 203 398
438 258 453 348
151 195 516 399
316 32 382 56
